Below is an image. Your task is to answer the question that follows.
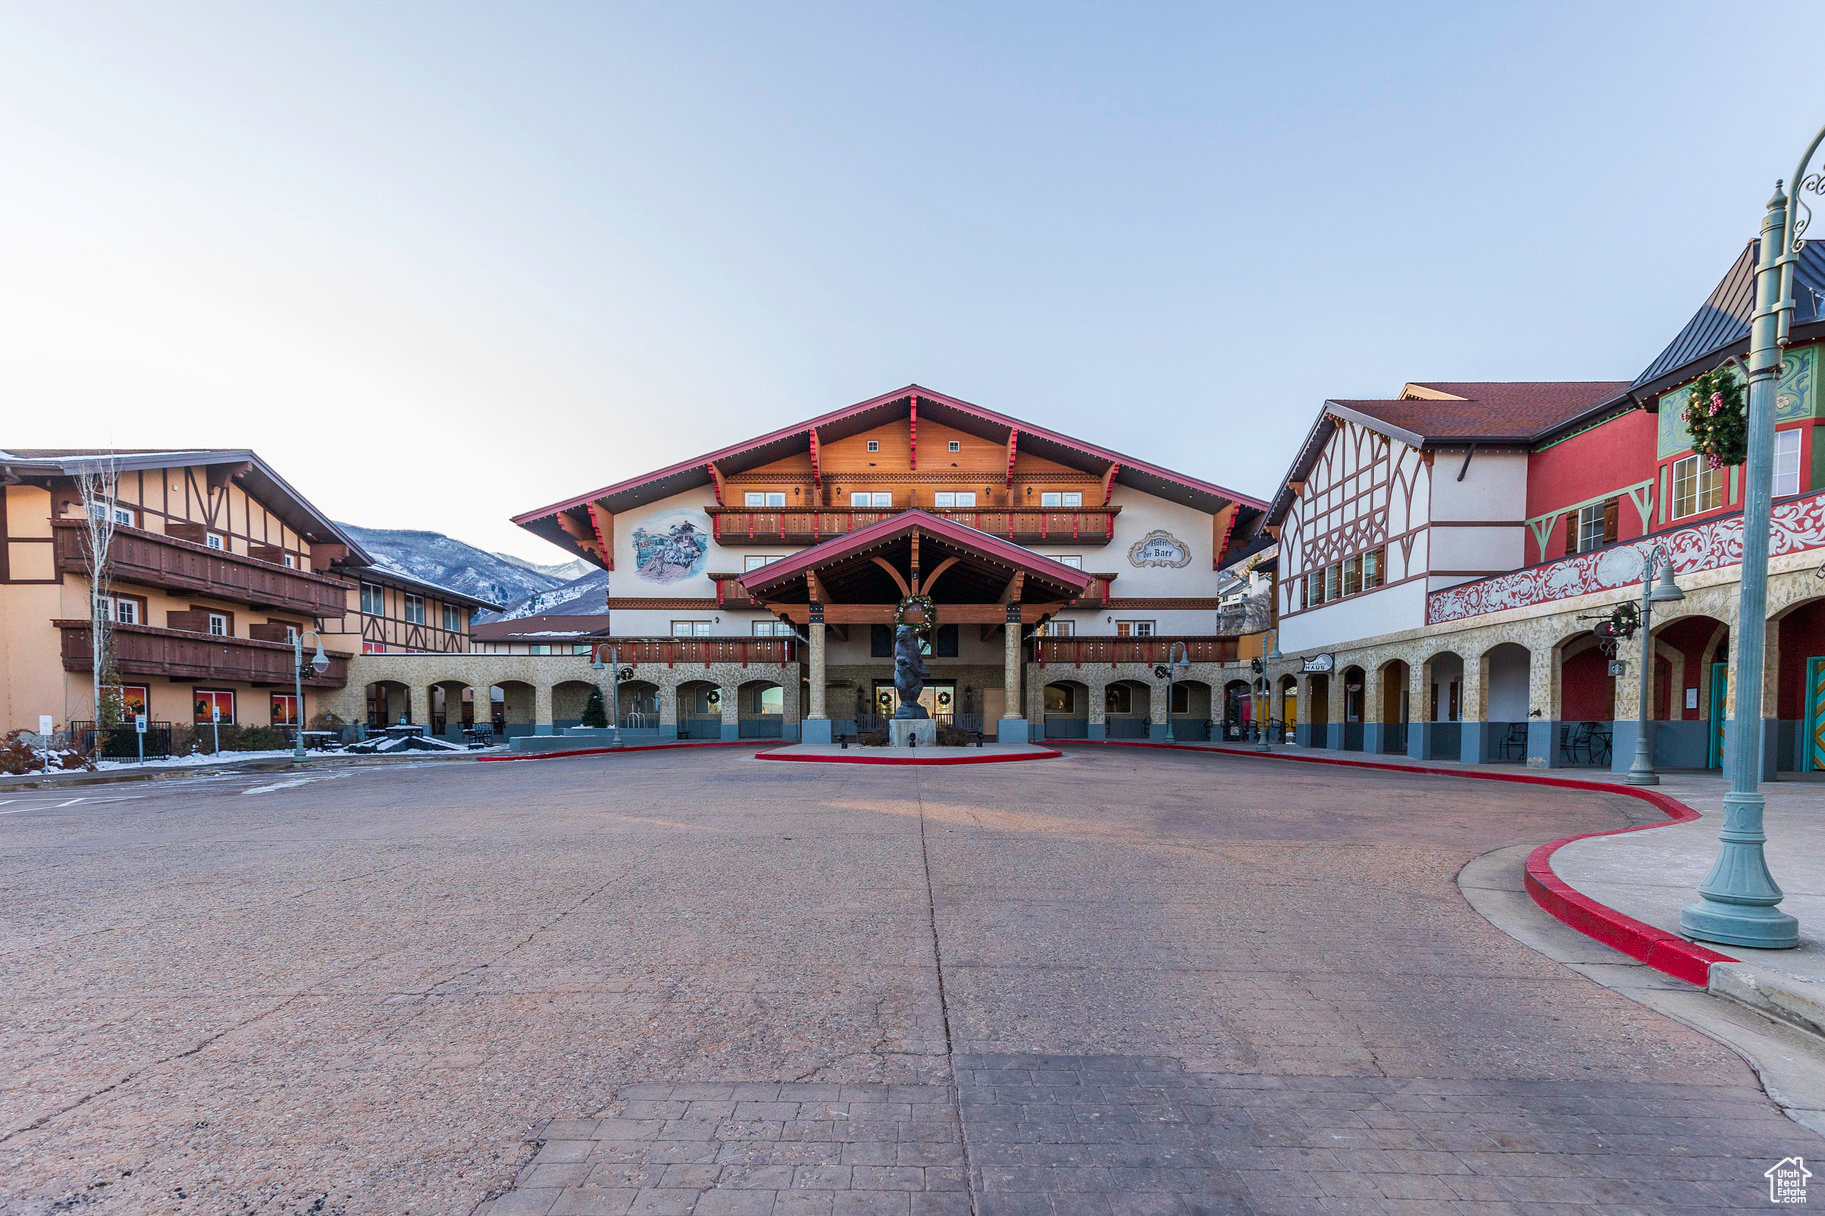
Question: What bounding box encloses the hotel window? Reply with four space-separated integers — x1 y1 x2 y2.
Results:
948 440 961 452
850 492 892 507
206 533 225 550
1670 454 1722 519
403 594 426 624
1324 564 1340 602
100 595 141 625
270 693 300 726
87 502 136 526
1575 502 1608 553
1341 554 1361 597
1361 547 1384 590
744 554 777 571
1036 620 1074 636
1775 428 1803 497
1304 570 1323 607
361 583 384 615
1105 684 1132 714
193 689 235 724
1114 620 1155 637
1170 683 1191 715
671 620 713 636
207 612 228 637
1043 684 1077 714
752 620 793 636
932 491 977 508
1048 554 1083 568
529 644 551 655
443 603 463 632
744 491 787 507
866 440 880 452
572 644 592 655
1040 491 1084 508
283 554 297 568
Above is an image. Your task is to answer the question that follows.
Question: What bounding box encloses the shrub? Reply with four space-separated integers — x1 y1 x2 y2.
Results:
935 724 975 747
0 729 92 774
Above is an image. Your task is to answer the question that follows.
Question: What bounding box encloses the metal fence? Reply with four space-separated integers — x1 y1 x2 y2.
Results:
69 720 174 760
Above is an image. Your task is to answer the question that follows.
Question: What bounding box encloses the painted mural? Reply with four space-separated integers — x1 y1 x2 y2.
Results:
1427 486 1825 624
1657 344 1817 458
631 513 710 584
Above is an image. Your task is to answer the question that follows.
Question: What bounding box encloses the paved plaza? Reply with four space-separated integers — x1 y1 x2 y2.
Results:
1 749 1819 1214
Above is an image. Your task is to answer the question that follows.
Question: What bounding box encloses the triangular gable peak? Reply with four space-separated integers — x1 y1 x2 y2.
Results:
513 385 1266 570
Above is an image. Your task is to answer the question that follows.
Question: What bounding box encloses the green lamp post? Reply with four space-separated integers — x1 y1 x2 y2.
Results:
1679 125 1825 950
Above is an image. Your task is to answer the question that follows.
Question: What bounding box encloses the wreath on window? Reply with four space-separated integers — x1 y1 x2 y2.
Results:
894 594 936 636
1682 367 1748 469
1594 600 1641 642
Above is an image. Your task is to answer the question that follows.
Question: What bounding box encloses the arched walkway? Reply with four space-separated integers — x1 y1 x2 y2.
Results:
617 680 661 732
1304 672 1330 748
1646 613 1730 770
1422 651 1464 760
493 680 538 740
1775 596 1825 772
1339 666 1366 751
738 679 786 739
365 680 412 729
1103 679 1151 739
1275 675 1297 746
1222 678 1253 742
1482 642 1532 764
675 679 723 740
1553 630 1617 769
1168 679 1212 741
1041 680 1089 740
1375 659 1410 755
551 680 600 733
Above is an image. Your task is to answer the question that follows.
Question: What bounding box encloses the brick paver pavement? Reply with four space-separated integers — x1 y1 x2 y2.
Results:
0 749 1816 1215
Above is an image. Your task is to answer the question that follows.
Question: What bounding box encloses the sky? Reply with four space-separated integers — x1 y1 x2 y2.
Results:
4 1 1824 563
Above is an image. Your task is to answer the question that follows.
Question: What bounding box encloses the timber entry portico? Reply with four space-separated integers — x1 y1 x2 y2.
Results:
740 509 1091 742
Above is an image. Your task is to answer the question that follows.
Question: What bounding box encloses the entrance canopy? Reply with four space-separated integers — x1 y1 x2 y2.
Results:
740 509 1091 625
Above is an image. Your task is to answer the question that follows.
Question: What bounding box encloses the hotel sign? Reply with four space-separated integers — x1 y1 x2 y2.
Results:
1301 653 1335 673
1128 529 1191 568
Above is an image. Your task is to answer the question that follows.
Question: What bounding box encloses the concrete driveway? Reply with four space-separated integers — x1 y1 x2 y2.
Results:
0 748 1813 1215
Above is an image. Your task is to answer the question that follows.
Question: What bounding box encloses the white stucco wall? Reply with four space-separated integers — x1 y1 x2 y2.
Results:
1277 579 1429 655
1427 447 1528 588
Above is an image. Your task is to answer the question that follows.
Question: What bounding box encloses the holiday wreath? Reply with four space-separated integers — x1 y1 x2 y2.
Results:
894 594 936 636
1682 366 1748 469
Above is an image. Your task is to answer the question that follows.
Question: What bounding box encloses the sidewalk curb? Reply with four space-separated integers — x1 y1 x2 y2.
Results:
476 740 761 763
0 749 484 790
1054 739 1738 987
754 747 1062 766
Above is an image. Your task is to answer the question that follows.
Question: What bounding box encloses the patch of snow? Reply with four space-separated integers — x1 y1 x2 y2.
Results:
95 748 301 770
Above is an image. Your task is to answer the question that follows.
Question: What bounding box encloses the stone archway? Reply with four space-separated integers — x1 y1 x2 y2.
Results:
1041 680 1090 740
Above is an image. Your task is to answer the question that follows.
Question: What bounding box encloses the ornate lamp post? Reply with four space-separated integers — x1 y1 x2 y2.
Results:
591 645 624 748
290 629 330 760
1162 641 1191 742
1254 630 1282 753
1679 127 1825 950
1624 547 1685 786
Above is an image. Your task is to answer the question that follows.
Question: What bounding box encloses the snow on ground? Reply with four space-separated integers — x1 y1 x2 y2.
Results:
94 749 304 770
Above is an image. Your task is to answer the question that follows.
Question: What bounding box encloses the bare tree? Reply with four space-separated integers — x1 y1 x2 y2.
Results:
72 455 122 735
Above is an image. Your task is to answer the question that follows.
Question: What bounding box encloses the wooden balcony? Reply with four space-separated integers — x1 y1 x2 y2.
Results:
52 521 352 617
711 573 761 610
593 636 799 667
1070 573 1117 606
56 620 352 687
1029 635 1238 666
707 506 1120 545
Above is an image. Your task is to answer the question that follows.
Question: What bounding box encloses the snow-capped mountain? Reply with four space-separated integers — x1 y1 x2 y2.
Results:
337 522 585 608
477 568 610 622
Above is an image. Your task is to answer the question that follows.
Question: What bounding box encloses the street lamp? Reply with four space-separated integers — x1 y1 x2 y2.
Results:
1623 546 1685 786
1679 128 1825 949
1255 630 1282 753
290 629 330 761
1162 641 1191 743
591 645 623 748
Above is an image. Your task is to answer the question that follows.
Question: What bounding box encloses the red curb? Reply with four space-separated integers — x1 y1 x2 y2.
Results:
1056 739 1737 986
754 747 1063 766
477 740 762 763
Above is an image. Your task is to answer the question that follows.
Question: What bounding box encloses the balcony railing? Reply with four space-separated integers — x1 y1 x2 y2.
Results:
711 573 761 609
56 620 351 687
707 506 1121 545
593 636 799 667
1029 635 1238 666
53 521 352 617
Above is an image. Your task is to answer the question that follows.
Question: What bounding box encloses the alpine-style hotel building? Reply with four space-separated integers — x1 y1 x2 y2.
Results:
6 237 1825 771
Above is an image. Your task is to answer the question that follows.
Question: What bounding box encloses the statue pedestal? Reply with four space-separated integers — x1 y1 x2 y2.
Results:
889 718 937 749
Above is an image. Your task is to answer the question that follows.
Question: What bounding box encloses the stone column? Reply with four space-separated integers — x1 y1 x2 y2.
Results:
720 684 741 741
1326 672 1346 750
1361 665 1385 754
997 609 1028 743
1526 645 1557 768
1293 674 1311 747
1087 677 1108 741
658 682 679 741
532 682 554 736
1460 650 1488 764
803 611 832 743
1150 677 1171 743
1407 662 1430 761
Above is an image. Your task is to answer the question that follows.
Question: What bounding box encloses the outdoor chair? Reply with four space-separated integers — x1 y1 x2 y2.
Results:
1497 723 1528 761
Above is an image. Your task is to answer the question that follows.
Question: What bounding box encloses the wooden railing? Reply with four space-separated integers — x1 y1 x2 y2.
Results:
707 506 1120 544
591 636 798 667
710 573 761 609
52 521 352 617
56 620 352 687
1029 635 1238 666
1072 573 1117 604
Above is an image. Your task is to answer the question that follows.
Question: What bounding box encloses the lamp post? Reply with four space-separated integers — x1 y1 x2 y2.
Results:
1624 547 1685 786
591 645 623 748
1679 129 1825 949
1254 630 1282 753
290 629 331 761
1163 641 1191 743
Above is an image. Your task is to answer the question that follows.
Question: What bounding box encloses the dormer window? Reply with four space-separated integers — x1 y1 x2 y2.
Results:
206 533 225 551
948 440 961 452
866 440 880 452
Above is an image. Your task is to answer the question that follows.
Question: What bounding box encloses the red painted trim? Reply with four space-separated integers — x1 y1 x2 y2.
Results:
477 740 760 763
756 747 1062 766
1056 740 1737 986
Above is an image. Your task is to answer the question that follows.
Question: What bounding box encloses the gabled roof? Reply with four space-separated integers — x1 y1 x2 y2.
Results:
740 509 1092 604
1629 238 1825 405
514 385 1267 568
1262 381 1631 526
0 447 373 565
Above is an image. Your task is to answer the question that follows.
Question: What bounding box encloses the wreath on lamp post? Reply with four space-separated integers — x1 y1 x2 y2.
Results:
1682 367 1748 469
1595 600 1641 642
894 594 936 637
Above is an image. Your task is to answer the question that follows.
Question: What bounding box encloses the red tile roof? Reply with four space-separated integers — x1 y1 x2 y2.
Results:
1330 381 1632 444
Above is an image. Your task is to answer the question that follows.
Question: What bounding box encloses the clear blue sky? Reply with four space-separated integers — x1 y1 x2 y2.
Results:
3 1 1821 561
